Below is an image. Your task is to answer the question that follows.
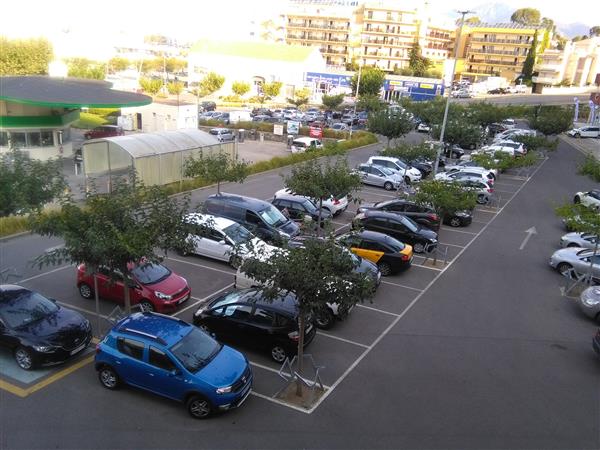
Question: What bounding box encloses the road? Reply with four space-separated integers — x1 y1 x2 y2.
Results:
462 92 595 106
0 139 598 449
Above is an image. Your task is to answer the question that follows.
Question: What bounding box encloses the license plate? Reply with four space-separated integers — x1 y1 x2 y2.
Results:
178 294 189 304
70 342 86 355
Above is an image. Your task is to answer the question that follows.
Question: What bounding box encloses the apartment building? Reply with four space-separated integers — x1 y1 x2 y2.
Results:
459 23 539 82
533 48 570 85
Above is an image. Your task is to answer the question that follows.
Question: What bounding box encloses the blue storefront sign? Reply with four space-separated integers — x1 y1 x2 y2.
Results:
305 72 352 88
383 79 444 101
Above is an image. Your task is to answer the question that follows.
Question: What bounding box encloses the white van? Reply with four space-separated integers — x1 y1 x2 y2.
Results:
567 126 600 138
228 110 252 124
291 137 323 153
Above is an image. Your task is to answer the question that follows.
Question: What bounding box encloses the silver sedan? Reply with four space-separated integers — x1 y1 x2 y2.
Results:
549 247 600 281
559 232 598 249
579 286 600 322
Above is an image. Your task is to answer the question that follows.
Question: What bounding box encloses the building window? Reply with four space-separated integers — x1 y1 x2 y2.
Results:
41 131 54 146
28 132 42 147
9 132 27 148
0 131 8 147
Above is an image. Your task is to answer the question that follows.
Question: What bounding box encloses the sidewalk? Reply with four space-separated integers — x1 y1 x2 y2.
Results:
559 134 600 159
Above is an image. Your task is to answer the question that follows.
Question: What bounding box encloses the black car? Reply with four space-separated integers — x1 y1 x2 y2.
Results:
0 285 92 370
357 199 472 229
200 101 216 112
193 289 316 363
353 210 438 253
445 144 466 159
271 194 332 228
410 160 433 177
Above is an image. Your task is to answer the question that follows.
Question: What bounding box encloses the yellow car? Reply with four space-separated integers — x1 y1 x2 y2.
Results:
336 230 413 276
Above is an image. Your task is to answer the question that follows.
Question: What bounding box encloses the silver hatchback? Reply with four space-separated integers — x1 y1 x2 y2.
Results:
559 232 598 250
549 247 600 281
355 164 403 191
579 286 600 322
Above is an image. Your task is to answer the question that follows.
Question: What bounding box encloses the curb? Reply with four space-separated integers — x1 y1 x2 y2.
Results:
558 135 598 157
0 230 32 242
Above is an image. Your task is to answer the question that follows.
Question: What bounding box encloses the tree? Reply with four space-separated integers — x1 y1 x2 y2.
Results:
167 80 184 95
231 81 251 97
351 66 385 97
380 142 437 182
199 72 225 97
408 41 432 77
283 158 362 232
541 17 556 32
239 236 375 396
468 102 509 128
164 57 187 74
414 180 477 263
321 93 345 110
31 172 193 314
510 8 541 26
0 37 53 75
184 151 249 194
431 120 484 149
522 31 538 81
0 150 66 217
528 105 572 135
367 109 414 147
590 26 600 37
139 77 163 95
357 93 384 112
67 58 105 80
262 81 283 100
540 30 551 54
108 57 130 73
287 87 311 108
578 155 600 183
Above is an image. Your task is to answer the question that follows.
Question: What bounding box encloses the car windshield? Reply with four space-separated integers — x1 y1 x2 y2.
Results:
0 290 59 329
399 215 419 232
383 235 406 252
223 223 253 244
210 291 245 310
131 263 172 285
170 328 222 373
379 166 395 176
209 130 220 135
301 199 318 213
259 206 287 227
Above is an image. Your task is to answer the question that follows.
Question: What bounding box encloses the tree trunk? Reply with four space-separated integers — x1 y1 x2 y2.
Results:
93 274 101 337
295 309 306 397
317 197 323 237
217 181 221 195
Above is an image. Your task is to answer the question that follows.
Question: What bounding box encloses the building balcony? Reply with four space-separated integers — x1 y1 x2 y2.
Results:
468 59 522 67
531 75 560 84
426 33 451 40
470 38 532 46
322 48 348 55
469 48 528 57
287 35 348 43
287 22 350 31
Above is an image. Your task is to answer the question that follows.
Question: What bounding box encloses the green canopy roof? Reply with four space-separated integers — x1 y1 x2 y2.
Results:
190 40 315 62
0 76 152 108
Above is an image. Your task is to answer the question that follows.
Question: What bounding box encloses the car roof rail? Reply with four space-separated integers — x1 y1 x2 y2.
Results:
143 311 190 327
119 327 168 346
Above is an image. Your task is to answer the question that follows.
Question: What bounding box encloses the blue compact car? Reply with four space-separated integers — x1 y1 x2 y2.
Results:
95 312 252 419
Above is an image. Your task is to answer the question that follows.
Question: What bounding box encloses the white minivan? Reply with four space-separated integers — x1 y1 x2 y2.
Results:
291 137 323 153
567 126 600 138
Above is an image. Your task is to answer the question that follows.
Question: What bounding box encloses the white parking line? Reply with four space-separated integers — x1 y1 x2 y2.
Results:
166 257 236 276
501 175 528 181
19 264 73 284
439 242 465 249
357 304 401 317
249 360 282 376
316 331 370 349
250 391 311 414
380 280 423 292
473 209 497 214
413 262 443 271
174 283 234 317
331 220 348 226
334 223 352 233
440 226 477 235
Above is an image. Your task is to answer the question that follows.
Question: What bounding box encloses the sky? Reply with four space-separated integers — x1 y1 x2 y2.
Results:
1 0 596 54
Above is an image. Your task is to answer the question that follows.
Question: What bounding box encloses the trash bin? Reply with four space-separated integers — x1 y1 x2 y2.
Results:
238 129 245 143
259 132 265 142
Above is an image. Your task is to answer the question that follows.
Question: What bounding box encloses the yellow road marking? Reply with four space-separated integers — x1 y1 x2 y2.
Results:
0 338 99 398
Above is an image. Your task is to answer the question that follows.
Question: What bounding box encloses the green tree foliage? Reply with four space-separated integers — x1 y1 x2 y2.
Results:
464 16 481 24
351 67 386 97
541 17 555 32
408 41 432 77
321 93 345 110
540 30 551 54
287 87 311 108
345 59 359 71
108 57 130 73
167 81 184 95
67 58 105 80
512 134 558 154
31 172 192 313
380 142 437 166
431 120 484 149
522 31 538 80
164 57 187 74
199 72 225 97
589 26 600 37
528 105 572 135
262 81 283 100
510 8 541 25
239 236 375 395
0 150 66 217
578 155 600 183
231 81 251 97
0 37 53 75
139 77 163 95
184 151 249 194
139 58 161 73
468 102 510 127
357 93 384 112
283 158 362 232
368 109 414 147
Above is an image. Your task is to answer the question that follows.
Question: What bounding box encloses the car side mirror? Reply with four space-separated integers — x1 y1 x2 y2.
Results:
169 368 182 377
219 240 226 245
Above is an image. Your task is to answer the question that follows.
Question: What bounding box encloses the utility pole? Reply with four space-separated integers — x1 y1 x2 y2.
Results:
433 9 474 175
349 63 362 139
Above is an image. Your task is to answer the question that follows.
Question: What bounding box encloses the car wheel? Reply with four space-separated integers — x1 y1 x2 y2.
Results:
187 395 213 419
315 309 335 329
14 346 35 370
556 262 573 276
477 194 488 204
271 344 288 363
573 195 581 204
79 283 94 299
177 246 189 256
404 176 411 185
575 133 581 138
139 301 154 312
383 181 393 191
378 261 392 276
449 217 462 227
98 365 120 389
413 242 426 253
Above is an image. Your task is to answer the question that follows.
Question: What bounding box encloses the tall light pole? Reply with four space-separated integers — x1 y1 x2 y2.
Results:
433 10 474 175
349 62 363 139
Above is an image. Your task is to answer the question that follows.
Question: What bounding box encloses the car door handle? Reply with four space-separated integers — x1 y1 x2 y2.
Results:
146 373 155 377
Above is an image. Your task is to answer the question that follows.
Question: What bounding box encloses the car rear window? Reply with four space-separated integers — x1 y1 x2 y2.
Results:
383 235 406 252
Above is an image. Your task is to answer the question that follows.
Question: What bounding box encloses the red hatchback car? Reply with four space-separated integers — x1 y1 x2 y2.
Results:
84 125 124 140
76 262 190 313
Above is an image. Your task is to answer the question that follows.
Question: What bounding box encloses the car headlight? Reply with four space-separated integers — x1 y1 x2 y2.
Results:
155 291 172 300
279 231 290 238
582 296 600 306
216 386 233 394
33 345 56 353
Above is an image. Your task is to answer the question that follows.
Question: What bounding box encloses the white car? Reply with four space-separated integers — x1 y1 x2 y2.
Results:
476 144 516 158
560 232 598 250
444 160 498 178
435 167 495 185
494 128 536 141
574 189 600 210
567 126 600 138
331 122 350 131
416 123 431 133
492 140 526 156
274 188 349 216
181 213 276 267
367 156 422 183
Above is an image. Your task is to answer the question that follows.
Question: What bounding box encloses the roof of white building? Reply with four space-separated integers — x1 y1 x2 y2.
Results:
190 39 317 62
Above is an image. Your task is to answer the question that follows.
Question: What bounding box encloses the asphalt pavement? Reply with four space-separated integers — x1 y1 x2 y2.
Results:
0 138 599 449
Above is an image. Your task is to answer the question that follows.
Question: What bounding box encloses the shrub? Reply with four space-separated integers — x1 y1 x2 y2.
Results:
578 155 600 182
0 215 30 238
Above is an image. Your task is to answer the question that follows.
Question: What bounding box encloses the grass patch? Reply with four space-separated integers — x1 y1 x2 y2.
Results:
72 112 109 129
0 215 30 238
578 155 600 182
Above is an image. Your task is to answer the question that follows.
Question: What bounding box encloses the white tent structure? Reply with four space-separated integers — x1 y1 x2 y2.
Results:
82 129 236 190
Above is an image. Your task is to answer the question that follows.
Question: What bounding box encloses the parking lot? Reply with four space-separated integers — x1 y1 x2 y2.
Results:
1 151 546 412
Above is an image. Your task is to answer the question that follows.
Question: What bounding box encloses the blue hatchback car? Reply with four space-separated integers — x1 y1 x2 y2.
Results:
95 312 252 419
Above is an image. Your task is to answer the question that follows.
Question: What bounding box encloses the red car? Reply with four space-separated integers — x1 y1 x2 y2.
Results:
84 125 124 140
77 262 190 313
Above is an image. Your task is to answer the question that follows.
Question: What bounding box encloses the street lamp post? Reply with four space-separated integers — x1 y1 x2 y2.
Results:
349 63 362 139
433 10 474 175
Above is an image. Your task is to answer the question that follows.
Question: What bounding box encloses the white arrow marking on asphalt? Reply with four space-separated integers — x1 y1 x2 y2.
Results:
519 226 537 250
